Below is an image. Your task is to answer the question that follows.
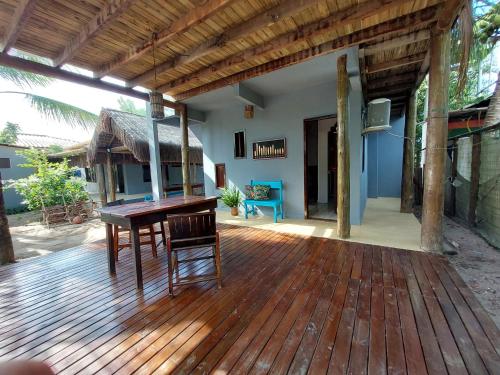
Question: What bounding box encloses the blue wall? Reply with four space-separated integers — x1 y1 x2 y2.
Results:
202 62 366 223
367 115 405 198
0 145 33 209
122 164 152 195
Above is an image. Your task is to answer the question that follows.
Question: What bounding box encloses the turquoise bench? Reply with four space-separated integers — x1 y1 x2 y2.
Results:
243 180 283 223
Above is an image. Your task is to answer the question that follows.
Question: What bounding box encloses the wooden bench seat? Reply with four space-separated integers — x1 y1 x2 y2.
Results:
243 180 283 223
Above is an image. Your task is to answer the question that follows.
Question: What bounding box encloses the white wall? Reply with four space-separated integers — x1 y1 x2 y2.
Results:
202 74 366 224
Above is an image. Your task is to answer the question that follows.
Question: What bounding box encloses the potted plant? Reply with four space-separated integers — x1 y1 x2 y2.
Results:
220 186 241 216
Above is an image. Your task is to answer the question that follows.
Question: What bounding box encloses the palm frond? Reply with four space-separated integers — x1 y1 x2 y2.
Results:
0 65 52 89
26 94 98 129
455 2 473 94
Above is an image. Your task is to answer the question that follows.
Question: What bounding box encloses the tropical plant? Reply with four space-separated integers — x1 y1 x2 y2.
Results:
220 186 242 208
117 97 146 116
0 122 21 144
0 55 97 264
9 149 88 210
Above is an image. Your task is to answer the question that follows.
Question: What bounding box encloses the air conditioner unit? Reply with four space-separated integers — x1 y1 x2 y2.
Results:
362 98 392 135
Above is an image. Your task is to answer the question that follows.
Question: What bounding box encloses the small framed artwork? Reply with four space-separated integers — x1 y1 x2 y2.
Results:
252 138 286 159
234 130 246 158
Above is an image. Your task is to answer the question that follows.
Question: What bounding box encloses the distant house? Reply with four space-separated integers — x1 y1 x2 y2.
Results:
0 134 78 210
50 109 204 201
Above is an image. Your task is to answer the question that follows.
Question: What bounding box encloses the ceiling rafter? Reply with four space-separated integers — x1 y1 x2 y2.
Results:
0 0 37 53
160 1 435 94
366 52 427 74
173 8 438 101
126 0 331 88
362 29 430 55
368 73 418 89
94 0 235 78
53 0 137 67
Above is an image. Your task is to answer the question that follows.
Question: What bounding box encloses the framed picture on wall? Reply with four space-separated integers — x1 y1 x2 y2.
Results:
234 130 246 158
252 138 286 159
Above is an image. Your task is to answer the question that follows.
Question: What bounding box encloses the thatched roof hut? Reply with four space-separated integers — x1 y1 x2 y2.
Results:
57 108 203 166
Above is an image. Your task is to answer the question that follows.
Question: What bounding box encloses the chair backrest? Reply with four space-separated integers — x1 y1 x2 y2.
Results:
250 180 283 201
105 199 124 207
167 212 216 244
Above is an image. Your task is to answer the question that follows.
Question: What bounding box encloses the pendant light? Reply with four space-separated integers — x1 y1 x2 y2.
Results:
149 32 164 119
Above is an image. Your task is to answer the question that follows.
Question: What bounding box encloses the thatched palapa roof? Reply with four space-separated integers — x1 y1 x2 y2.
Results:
85 109 203 166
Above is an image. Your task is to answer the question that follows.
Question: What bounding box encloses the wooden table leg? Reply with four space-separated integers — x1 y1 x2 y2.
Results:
130 225 143 289
106 223 116 274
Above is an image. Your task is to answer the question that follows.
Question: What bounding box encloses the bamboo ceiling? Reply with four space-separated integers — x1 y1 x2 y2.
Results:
0 0 463 112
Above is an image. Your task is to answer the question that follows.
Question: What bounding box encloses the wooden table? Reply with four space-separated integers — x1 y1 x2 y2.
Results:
99 195 218 289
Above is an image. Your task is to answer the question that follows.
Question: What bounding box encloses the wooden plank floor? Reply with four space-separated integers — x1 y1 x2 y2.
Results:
0 224 499 374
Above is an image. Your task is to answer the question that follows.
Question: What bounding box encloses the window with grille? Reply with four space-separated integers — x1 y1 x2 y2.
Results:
234 131 246 158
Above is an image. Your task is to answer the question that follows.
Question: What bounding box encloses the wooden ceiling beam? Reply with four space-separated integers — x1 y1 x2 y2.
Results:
368 83 414 93
368 86 413 98
0 54 179 109
173 9 438 101
366 52 427 74
94 0 235 78
368 73 417 89
436 0 466 31
0 0 37 53
161 1 436 94
126 0 319 88
362 29 430 55
53 0 136 67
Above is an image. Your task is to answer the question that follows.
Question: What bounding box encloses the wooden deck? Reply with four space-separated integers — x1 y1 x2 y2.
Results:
0 224 499 374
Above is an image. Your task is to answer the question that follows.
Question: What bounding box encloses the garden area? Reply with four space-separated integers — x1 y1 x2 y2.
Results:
0 149 102 260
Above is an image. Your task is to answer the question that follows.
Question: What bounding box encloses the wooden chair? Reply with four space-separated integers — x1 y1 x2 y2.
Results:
166 212 221 296
106 199 166 261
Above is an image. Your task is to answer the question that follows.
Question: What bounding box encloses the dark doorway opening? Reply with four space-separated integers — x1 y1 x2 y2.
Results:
304 115 338 220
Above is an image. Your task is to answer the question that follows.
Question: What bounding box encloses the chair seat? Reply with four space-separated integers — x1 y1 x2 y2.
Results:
243 199 280 207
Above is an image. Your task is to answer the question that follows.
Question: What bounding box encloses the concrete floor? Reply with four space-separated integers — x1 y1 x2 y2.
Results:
218 197 422 251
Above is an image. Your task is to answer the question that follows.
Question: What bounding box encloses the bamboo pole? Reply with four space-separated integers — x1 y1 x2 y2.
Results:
180 105 192 196
96 164 107 207
106 152 117 202
421 29 450 252
337 54 350 239
400 94 417 213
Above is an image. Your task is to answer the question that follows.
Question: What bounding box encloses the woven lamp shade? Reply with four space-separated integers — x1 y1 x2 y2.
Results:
149 91 164 119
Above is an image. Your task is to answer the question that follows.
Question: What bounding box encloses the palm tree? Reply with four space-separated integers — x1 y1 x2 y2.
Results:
0 61 98 264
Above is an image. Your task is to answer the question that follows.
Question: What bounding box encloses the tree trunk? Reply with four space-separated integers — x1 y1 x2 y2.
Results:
421 29 450 252
106 152 116 202
0 172 15 265
400 94 416 213
180 105 192 196
336 54 350 239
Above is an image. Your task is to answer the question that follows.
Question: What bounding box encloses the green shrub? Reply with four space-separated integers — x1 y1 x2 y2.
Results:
8 149 88 210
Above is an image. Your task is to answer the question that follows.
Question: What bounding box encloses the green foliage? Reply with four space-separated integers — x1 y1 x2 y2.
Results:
117 97 146 116
46 145 63 154
476 2 500 44
220 186 241 208
9 149 88 210
0 122 21 144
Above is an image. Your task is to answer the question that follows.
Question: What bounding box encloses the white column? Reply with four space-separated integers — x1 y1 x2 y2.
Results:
146 102 163 201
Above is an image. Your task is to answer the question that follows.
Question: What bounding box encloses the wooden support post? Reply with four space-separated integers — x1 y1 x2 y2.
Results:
401 94 417 213
106 152 116 202
337 54 350 239
468 133 481 226
180 105 192 196
96 164 107 207
0 172 15 265
421 29 450 252
450 139 458 217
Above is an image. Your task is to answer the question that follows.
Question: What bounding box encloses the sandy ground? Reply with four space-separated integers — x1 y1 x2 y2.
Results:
8 211 105 259
443 216 500 327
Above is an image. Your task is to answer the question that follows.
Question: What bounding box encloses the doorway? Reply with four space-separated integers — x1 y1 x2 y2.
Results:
304 115 338 220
